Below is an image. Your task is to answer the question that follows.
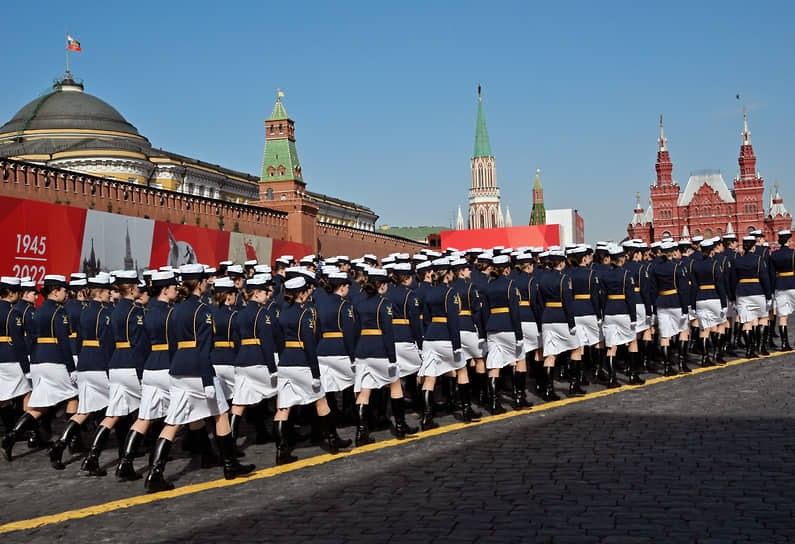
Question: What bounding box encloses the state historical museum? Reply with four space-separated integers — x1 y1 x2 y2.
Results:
628 111 791 243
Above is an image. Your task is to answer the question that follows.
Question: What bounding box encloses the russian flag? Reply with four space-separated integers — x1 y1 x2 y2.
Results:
67 35 81 52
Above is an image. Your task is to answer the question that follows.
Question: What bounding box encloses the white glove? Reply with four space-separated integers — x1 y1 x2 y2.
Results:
73 354 79 366
69 371 78 385
569 326 577 336
203 385 216 398
453 348 462 356
311 378 321 393
597 319 603 328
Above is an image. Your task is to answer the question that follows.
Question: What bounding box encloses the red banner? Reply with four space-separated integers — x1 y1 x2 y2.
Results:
0 196 86 282
440 225 560 250
150 222 231 269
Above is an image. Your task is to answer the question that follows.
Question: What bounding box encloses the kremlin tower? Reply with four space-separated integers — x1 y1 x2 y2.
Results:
467 86 503 229
529 169 546 225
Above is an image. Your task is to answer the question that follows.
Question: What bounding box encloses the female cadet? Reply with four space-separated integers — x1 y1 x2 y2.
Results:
352 269 411 446
770 229 794 351
481 254 523 412
691 239 728 366
648 241 691 375
316 271 358 421
510 253 540 406
80 271 149 476
538 251 579 402
229 274 279 451
13 279 40 448
145 264 254 492
385 263 424 411
115 270 178 480
626 242 655 373
2 275 76 462
210 277 240 403
48 274 115 470
731 235 773 358
419 258 472 427
273 277 351 465
567 246 603 395
601 246 643 387
450 258 489 411
0 278 31 443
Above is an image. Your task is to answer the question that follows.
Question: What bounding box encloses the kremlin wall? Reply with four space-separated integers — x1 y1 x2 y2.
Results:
0 74 424 275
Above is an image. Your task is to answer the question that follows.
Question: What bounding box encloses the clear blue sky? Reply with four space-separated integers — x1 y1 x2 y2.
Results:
3 1 794 242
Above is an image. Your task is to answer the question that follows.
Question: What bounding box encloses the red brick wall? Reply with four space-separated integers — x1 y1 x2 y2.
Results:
317 224 424 259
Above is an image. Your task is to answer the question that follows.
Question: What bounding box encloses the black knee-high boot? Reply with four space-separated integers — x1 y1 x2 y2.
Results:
342 386 357 423
459 382 481 422
420 389 439 430
48 419 82 470
661 345 676 376
319 411 352 452
712 332 727 364
0 405 17 436
766 324 778 350
144 437 173 492
580 346 591 385
780 326 792 351
543 367 561 401
81 425 111 476
734 322 744 348
628 351 645 385
568 359 586 396
1 412 37 461
595 348 609 383
217 433 255 479
390 397 416 439
474 371 487 406
760 325 771 355
116 429 144 480
700 337 714 367
605 355 620 388
534 358 545 394
755 325 767 356
677 339 692 373
744 329 757 358
274 420 298 464
355 404 376 445
487 377 506 414
228 413 245 458
513 369 530 408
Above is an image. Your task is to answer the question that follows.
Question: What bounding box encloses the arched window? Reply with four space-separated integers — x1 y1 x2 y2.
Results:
266 188 274 201
270 125 275 135
717 228 723 236
480 213 485 228
663 231 671 238
279 124 283 134
695 229 701 236
747 226 756 234
705 229 713 238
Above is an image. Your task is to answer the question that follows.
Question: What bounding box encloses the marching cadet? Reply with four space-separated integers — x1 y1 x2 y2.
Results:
770 229 794 351
625 242 655 373
210 277 240 403
601 246 643 387
732 235 773 358
419 258 472 426
450 257 489 409
648 241 690 375
720 234 741 352
2 275 75 463
230 274 280 452
274 277 351 465
145 264 254 492
14 278 41 447
538 250 579 401
48 274 115 470
691 239 728 366
385 264 424 412
66 274 88 363
244 260 258 278
508 253 538 406
316 271 358 424
81 271 150 476
227 265 247 309
0 278 31 439
567 246 603 394
481 254 524 411
201 267 217 306
352 269 409 445
115 270 179 480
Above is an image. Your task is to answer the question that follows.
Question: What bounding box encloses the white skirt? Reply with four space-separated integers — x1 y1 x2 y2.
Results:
775 289 795 316
603 314 635 348
28 363 77 408
0 362 32 401
459 330 486 360
657 307 689 338
212 364 236 400
76 370 109 414
420 340 466 377
635 304 650 333
277 366 324 409
318 355 354 392
354 357 398 391
736 294 767 323
486 331 524 369
233 365 278 405
138 369 170 420
696 299 724 330
574 315 601 347
395 342 422 377
541 323 581 357
165 375 228 426
106 368 142 417
521 322 540 352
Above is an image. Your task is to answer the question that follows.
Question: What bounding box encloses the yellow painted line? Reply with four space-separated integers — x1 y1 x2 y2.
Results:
0 349 787 535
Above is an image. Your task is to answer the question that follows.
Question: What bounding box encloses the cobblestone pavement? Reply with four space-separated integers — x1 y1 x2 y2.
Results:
2 350 794 543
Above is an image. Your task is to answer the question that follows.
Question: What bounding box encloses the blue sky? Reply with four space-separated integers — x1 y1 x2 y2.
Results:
2 1 794 242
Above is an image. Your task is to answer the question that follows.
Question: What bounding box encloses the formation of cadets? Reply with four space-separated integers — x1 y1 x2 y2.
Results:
1 227 793 492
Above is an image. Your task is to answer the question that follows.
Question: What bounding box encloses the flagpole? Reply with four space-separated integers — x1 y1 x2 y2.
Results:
65 29 69 75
